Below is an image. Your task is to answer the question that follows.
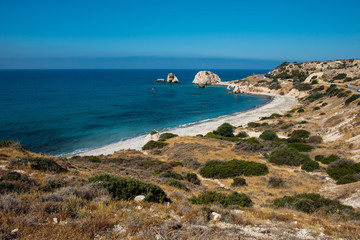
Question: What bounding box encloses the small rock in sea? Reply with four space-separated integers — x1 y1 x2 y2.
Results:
156 78 165 82
212 212 222 221
167 73 179 83
134 195 146 202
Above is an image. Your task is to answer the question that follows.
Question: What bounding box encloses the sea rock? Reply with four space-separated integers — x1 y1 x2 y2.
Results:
144 130 160 143
226 86 231 91
232 85 243 94
134 195 146 202
192 71 221 86
167 73 179 83
198 83 206 88
157 78 165 82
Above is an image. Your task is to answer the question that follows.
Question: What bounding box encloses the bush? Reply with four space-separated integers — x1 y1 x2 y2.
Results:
268 177 284 188
0 140 23 150
294 83 312 91
182 158 201 170
290 130 311 140
333 73 347 80
185 173 201 185
233 137 263 152
267 147 311 166
236 131 249 138
159 170 183 180
39 179 65 192
273 193 358 218
320 154 340 164
88 174 169 203
297 108 304 113
248 122 260 128
260 113 282 120
189 191 253 208
164 178 189 191
306 93 323 102
159 133 178 141
301 160 320 172
204 132 240 142
0 172 37 193
345 94 360 105
142 140 168 150
85 156 101 163
231 177 247 187
327 159 360 184
216 123 235 137
288 142 312 152
259 130 278 141
200 159 268 179
29 158 67 173
315 155 324 161
308 136 323 144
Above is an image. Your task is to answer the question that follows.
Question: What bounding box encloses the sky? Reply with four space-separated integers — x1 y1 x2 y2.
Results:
0 0 359 69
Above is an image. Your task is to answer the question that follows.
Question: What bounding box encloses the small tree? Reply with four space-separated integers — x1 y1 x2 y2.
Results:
216 123 235 137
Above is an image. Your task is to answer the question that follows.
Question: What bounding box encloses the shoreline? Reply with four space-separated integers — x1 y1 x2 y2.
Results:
76 92 298 156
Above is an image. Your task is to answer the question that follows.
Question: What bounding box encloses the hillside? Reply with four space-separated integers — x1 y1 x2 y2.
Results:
1 60 360 239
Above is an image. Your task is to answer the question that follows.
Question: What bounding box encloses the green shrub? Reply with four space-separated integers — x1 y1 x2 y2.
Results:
0 172 37 193
159 170 183 180
301 160 320 172
231 177 247 187
307 136 323 144
150 130 158 135
333 73 347 80
327 159 360 184
268 177 284 188
29 158 67 173
281 124 293 130
284 114 292 117
313 107 320 110
315 155 324 161
260 113 282 120
216 123 235 137
189 191 253 208
290 130 311 139
39 179 65 192
200 159 268 179
234 138 263 152
345 94 360 105
299 121 308 124
0 140 23 149
204 132 240 142
142 140 168 150
294 83 312 91
306 93 323 102
88 173 169 203
259 130 278 141
288 142 312 152
236 131 249 138
320 154 340 164
184 173 201 185
297 108 304 113
85 156 101 163
273 193 357 218
248 122 260 128
267 147 311 166
164 178 189 191
159 133 178 141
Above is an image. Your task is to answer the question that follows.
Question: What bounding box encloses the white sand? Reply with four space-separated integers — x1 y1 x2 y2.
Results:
76 93 297 156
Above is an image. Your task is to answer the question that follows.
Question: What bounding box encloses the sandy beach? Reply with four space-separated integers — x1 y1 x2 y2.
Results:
76 92 297 156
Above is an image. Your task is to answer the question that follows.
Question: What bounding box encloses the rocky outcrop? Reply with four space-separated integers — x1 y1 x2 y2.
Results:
167 73 179 83
192 71 221 86
144 130 160 143
157 78 165 82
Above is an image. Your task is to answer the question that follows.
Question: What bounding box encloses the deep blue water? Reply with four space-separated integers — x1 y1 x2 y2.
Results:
0 69 270 155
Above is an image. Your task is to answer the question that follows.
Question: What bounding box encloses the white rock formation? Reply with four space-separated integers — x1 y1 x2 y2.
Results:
232 85 243 94
156 78 165 82
192 71 221 86
134 195 146 202
212 212 222 221
167 73 179 83
144 130 160 143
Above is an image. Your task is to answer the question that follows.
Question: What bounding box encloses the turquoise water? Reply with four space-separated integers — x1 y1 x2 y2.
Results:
0 69 270 155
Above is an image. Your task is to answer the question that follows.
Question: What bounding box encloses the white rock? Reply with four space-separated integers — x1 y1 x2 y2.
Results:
167 73 179 83
212 212 222 221
156 78 165 82
144 130 160 144
53 217 58 224
192 71 221 85
11 229 18 234
134 195 146 202
112 225 126 234
136 205 143 210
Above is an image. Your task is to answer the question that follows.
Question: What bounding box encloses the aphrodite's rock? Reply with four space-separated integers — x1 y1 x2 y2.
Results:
144 130 160 143
192 71 221 85
167 73 179 83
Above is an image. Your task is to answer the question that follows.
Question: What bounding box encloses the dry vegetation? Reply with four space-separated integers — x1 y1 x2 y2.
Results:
1 60 360 239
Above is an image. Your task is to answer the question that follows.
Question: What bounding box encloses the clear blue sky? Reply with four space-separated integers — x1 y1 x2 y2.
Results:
0 0 359 69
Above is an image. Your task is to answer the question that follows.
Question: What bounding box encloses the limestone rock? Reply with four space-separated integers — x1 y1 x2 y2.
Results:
192 71 221 86
212 212 222 221
167 73 179 83
198 83 206 88
144 130 160 143
134 195 146 202
232 85 243 94
156 78 165 82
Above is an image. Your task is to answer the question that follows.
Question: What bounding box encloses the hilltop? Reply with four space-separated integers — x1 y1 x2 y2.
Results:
1 59 360 239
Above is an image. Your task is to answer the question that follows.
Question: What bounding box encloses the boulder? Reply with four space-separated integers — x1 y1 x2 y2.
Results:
144 130 160 143
192 71 221 85
167 73 179 83
198 83 206 88
232 85 243 94
134 195 146 202
211 212 222 221
156 78 165 82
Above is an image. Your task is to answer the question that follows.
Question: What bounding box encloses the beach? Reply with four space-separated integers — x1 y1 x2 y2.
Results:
77 93 297 156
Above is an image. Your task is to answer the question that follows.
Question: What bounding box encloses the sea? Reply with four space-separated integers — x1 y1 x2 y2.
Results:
0 69 271 155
